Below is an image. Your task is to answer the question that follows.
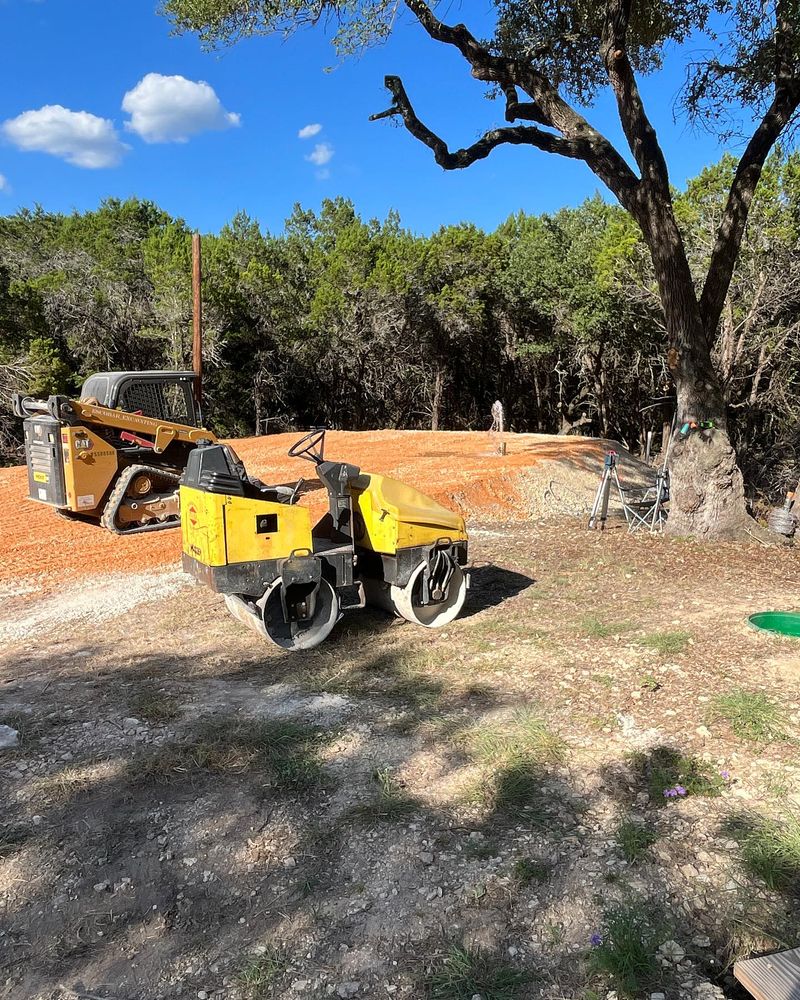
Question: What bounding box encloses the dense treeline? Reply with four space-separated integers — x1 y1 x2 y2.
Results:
1 152 798 494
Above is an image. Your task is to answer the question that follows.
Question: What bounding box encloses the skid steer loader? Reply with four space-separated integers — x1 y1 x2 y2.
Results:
180 429 469 650
13 370 217 534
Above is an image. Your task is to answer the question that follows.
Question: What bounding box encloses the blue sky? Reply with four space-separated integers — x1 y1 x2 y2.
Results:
0 0 748 235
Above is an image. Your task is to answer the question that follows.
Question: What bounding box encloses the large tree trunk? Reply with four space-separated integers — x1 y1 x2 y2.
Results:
642 203 750 539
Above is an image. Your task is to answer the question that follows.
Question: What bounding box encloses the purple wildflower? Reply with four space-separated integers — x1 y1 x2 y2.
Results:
675 785 687 796
663 788 678 798
590 933 603 947
720 770 730 781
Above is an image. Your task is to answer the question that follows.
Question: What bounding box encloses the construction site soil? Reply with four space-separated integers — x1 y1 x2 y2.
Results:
2 429 800 1000
0 430 649 590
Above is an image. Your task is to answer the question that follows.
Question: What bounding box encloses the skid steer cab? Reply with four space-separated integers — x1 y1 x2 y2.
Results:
13 371 215 534
179 429 469 651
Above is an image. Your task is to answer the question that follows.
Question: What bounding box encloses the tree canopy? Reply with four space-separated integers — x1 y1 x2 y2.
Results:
2 153 799 497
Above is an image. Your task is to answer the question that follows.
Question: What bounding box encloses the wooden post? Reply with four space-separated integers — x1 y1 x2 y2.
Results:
192 232 203 406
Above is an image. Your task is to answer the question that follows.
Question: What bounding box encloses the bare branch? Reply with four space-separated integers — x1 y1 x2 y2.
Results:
601 0 669 191
397 0 642 211
502 83 549 126
370 76 590 168
700 85 800 340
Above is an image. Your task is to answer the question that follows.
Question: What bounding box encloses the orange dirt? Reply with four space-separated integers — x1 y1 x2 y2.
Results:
0 430 617 589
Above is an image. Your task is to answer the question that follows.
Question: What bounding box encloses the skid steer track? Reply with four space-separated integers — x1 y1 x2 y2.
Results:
100 464 182 535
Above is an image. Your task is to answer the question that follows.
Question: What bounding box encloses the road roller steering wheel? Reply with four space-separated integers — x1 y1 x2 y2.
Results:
288 427 326 465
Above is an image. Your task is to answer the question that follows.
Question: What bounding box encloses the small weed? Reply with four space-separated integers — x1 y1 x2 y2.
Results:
582 616 634 639
544 921 565 945
711 689 787 744
352 767 418 822
513 858 550 886
637 630 691 655
728 813 800 892
639 674 662 693
630 746 724 804
426 944 531 999
129 687 180 724
236 947 289 996
615 820 658 863
589 905 660 999
592 673 615 690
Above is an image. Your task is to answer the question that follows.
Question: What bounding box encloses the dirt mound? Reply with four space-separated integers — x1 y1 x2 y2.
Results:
0 430 651 589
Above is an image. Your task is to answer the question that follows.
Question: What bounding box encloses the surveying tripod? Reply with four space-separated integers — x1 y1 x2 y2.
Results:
588 451 623 530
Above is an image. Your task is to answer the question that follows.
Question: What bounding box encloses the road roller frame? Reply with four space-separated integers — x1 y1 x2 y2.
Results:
179 430 469 650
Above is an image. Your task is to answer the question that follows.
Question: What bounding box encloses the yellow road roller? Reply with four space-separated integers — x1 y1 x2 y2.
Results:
179 430 469 650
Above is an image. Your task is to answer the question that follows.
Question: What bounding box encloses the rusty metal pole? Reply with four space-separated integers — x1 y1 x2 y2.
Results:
192 232 203 407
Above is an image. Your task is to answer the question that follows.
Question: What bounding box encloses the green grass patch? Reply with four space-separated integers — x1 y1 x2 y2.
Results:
589 905 660 999
636 630 691 655
129 686 181 724
629 745 724 804
727 813 800 893
466 710 567 818
711 689 787 744
513 857 551 886
615 820 658 863
236 947 289 997
582 616 634 639
426 944 531 999
132 717 331 793
467 709 566 765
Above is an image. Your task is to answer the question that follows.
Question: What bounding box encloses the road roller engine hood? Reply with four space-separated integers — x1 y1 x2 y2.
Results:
179 431 469 651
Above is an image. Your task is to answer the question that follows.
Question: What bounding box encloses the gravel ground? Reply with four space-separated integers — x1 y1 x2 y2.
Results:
1 522 799 1000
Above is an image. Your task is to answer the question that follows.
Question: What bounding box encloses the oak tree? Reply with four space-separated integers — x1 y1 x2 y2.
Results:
163 0 800 538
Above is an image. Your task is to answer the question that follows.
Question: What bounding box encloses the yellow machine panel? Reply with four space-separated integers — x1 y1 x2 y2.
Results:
351 473 468 555
61 425 120 515
181 486 313 567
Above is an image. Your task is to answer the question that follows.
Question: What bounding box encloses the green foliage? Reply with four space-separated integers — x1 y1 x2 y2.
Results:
711 689 787 744
425 944 531 1000
581 615 634 638
512 857 551 886
132 717 332 792
637 630 691 655
2 151 800 489
236 947 290 996
615 820 658 863
26 337 74 396
589 905 660 999
629 746 725 804
728 813 800 893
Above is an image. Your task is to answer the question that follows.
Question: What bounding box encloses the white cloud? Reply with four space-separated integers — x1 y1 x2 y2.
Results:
122 73 240 144
298 123 322 139
306 142 334 167
0 174 8 192
2 105 127 168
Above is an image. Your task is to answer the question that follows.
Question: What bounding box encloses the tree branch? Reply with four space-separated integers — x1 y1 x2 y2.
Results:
369 76 590 168
601 0 669 191
396 0 642 211
700 89 800 341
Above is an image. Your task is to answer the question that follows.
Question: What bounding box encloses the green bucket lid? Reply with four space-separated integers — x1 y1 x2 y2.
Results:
747 611 800 637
